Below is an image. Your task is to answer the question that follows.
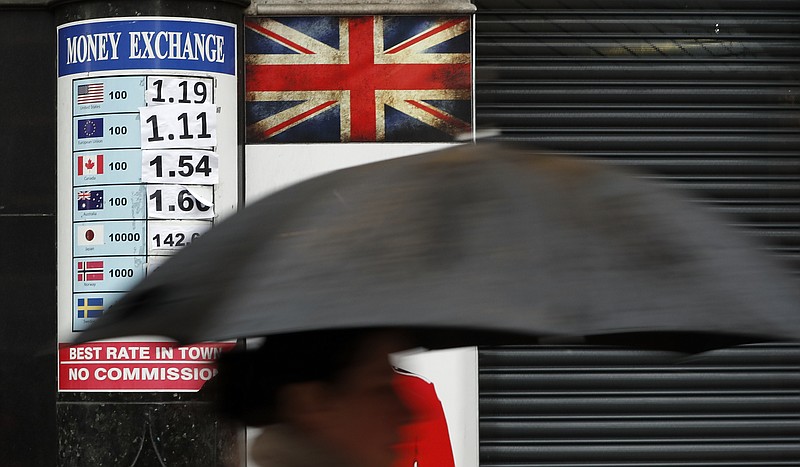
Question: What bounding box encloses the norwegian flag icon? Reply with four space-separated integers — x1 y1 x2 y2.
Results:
245 16 472 143
77 261 104 282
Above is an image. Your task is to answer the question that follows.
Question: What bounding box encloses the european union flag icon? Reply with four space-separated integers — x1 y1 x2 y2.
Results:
77 190 103 211
77 297 104 318
77 118 104 139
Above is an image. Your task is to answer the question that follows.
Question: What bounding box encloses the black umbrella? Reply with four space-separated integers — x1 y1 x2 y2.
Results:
77 143 800 348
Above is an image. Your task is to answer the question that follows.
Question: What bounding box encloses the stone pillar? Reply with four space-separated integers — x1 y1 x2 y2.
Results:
52 1 248 465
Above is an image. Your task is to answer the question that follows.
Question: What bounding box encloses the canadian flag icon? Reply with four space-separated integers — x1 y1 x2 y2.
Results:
77 154 104 176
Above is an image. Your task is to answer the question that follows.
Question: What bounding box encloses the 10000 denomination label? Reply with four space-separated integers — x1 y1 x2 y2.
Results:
74 220 147 257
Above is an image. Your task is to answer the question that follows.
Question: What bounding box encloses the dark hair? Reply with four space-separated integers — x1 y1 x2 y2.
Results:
212 329 383 426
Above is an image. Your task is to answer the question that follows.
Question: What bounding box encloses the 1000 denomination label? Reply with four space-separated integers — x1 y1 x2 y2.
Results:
140 103 217 149
148 220 212 254
74 220 147 257
73 76 146 116
141 149 219 184
146 185 214 219
74 149 143 186
74 185 147 221
73 256 146 292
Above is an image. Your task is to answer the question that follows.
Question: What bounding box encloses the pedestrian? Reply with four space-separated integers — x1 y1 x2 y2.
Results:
214 329 413 467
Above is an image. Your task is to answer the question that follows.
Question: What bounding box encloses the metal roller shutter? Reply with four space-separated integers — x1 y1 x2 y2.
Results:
473 0 800 277
479 344 800 466
473 2 800 464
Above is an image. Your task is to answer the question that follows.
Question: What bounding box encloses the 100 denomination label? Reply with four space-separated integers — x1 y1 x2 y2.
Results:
74 76 146 116
73 113 141 150
146 185 214 219
74 185 147 221
139 103 217 149
145 76 214 106
73 256 146 292
148 220 212 254
141 149 219 184
74 149 143 186
74 220 147 257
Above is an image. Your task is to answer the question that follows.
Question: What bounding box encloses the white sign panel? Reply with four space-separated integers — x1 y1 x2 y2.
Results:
140 103 217 149
57 16 238 392
141 149 219 184
147 220 212 254
146 185 215 220
145 76 215 106
243 142 474 467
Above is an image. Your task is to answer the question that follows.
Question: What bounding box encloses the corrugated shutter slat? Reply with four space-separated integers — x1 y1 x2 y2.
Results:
479 345 800 466
474 0 800 276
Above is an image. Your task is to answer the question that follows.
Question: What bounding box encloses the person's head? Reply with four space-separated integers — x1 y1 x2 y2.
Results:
214 328 413 467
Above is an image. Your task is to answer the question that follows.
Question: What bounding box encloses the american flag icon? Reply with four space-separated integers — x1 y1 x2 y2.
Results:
77 83 104 105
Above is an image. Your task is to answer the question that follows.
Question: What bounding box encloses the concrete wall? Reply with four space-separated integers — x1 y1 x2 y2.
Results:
0 6 58 466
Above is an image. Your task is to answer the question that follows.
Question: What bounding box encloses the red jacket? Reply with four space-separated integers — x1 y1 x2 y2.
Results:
393 369 456 467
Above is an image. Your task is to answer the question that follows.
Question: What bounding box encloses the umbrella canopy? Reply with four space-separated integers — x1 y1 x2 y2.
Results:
77 143 800 346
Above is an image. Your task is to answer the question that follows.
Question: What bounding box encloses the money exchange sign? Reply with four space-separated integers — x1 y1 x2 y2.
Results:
56 17 238 391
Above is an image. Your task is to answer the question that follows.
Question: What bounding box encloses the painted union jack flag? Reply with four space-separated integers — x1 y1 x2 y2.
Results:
245 16 472 143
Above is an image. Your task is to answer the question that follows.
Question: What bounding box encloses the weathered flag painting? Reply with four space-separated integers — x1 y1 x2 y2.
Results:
245 16 472 143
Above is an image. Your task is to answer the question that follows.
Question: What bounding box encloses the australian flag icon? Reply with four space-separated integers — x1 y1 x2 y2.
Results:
77 190 104 211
